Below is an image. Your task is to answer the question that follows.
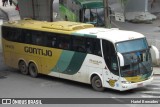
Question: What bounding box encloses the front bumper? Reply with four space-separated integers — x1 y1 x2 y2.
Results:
120 77 153 91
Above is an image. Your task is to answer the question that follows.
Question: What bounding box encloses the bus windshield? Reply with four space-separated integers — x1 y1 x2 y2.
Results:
116 38 152 78
116 39 148 53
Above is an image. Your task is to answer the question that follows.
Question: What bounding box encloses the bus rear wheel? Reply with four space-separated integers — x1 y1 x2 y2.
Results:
18 61 28 75
91 75 105 91
29 63 38 78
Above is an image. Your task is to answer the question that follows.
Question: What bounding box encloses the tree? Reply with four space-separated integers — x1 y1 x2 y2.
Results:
103 0 111 28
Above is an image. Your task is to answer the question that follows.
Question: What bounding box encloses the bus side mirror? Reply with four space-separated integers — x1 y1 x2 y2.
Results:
150 45 159 65
117 52 124 67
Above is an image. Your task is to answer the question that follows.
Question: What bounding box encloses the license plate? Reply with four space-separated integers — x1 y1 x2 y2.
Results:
137 83 143 87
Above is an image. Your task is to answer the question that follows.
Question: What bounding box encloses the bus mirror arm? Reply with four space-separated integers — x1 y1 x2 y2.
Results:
117 52 124 67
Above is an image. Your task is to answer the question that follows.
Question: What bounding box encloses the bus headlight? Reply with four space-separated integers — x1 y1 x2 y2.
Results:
121 81 131 84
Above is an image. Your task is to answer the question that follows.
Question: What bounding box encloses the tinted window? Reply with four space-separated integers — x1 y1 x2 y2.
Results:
46 33 71 50
103 40 119 76
31 31 45 46
72 37 86 53
72 36 101 56
58 36 70 50
86 38 101 56
2 26 102 56
2 26 23 42
22 30 32 44
46 33 58 48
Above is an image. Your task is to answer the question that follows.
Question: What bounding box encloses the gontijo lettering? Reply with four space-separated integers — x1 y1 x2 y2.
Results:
24 46 52 57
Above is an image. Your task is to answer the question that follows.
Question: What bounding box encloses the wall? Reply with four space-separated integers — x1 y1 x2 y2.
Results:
18 0 53 21
109 0 148 12
125 0 148 12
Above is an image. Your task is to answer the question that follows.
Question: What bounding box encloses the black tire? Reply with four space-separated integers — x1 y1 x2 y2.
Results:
91 75 105 91
29 63 38 78
18 61 28 75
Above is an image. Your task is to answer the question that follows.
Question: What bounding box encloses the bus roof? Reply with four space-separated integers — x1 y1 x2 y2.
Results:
3 20 145 43
3 19 94 34
74 0 103 9
75 28 145 43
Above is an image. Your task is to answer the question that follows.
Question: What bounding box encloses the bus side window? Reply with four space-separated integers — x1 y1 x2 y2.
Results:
2 26 6 39
51 37 57 47
86 38 102 56
2 26 10 40
2 27 14 41
72 37 86 53
23 30 32 44
12 28 22 42
46 33 58 48
31 31 44 46
86 38 93 54
93 39 102 56
58 36 70 50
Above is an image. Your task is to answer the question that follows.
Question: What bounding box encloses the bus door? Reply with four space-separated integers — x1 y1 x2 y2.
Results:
102 40 120 88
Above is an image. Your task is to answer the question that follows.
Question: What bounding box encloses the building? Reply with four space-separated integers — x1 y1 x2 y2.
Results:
109 0 157 22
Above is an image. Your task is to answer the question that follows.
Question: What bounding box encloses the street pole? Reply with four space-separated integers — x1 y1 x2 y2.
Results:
103 0 111 28
32 0 35 19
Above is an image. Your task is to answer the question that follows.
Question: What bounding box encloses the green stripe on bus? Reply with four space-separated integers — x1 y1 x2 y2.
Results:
51 50 74 73
72 33 97 38
63 52 87 75
57 50 75 72
52 51 86 75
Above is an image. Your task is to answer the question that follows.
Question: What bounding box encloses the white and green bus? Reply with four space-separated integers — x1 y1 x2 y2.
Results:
59 0 104 26
2 20 159 91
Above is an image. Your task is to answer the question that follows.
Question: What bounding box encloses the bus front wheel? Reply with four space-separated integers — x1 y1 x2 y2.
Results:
91 75 105 91
18 61 28 75
29 63 38 78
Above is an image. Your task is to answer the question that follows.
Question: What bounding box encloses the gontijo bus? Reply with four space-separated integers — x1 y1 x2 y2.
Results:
1 20 159 91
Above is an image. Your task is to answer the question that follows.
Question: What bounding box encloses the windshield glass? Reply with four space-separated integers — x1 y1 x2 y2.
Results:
121 50 152 78
116 39 148 53
116 38 152 79
84 8 104 26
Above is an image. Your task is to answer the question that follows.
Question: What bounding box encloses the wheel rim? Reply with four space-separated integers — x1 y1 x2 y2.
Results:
29 63 38 77
91 76 105 91
19 62 27 74
95 79 102 88
30 66 35 75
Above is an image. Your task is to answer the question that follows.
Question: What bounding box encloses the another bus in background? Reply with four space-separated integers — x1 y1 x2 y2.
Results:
59 0 104 26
